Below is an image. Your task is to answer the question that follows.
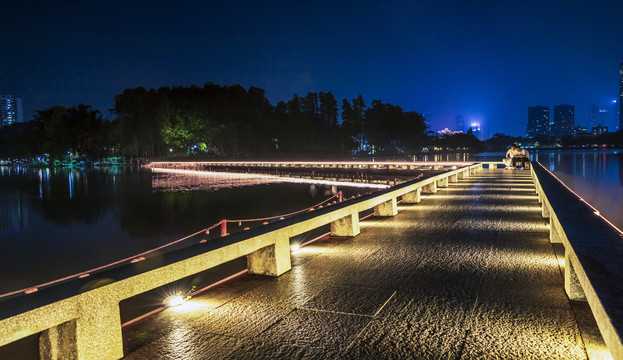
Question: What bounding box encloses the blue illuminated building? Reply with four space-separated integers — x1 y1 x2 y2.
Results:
468 122 481 139
527 106 550 137
0 95 23 127
551 104 574 137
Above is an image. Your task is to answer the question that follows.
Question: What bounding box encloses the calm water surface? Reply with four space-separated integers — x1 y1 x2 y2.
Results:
532 149 623 230
0 166 369 294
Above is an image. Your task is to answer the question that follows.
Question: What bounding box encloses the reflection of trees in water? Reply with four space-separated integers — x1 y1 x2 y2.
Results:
0 167 152 227
118 182 365 239
39 168 148 225
3 166 372 238
0 189 28 234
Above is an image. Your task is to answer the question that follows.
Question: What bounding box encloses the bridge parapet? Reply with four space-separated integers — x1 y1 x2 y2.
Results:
0 163 483 360
532 162 623 360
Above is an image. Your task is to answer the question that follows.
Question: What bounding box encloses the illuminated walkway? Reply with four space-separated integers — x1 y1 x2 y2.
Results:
123 170 607 359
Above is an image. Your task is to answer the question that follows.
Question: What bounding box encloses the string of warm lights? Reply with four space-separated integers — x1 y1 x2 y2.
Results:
538 165 623 236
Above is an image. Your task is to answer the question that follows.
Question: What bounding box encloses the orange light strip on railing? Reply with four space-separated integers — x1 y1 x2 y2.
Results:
539 166 623 236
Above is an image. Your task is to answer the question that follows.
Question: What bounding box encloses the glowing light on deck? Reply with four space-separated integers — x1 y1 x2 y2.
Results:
422 194 539 200
290 244 301 252
163 295 185 307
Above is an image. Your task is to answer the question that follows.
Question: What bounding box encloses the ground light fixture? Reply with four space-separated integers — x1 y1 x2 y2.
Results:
290 244 301 252
163 295 186 307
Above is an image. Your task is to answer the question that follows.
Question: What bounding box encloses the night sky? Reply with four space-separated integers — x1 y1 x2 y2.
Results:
3 1 623 137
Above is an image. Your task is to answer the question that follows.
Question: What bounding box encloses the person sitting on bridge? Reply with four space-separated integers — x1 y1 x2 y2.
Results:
503 144 518 170
512 146 530 170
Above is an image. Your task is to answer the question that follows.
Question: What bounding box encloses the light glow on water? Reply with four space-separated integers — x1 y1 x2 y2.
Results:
533 149 623 230
151 167 390 189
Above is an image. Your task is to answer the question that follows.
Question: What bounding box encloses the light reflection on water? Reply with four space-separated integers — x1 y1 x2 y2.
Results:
532 149 623 229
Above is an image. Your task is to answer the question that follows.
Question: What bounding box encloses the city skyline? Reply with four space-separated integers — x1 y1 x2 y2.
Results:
2 1 623 137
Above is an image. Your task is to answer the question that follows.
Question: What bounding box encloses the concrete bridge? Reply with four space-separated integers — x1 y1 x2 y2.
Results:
1 162 621 359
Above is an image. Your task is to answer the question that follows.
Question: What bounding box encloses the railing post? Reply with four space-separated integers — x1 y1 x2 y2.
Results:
422 181 437 194
402 187 421 204
330 211 360 237
374 197 398 216
542 202 550 218
40 298 123 360
247 234 291 277
550 218 563 244
564 249 586 301
220 220 227 237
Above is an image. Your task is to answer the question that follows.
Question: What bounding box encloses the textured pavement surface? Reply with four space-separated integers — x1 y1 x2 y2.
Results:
122 170 608 359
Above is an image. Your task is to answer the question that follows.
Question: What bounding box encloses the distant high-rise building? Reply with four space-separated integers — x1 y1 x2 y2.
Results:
619 61 623 131
0 95 23 127
551 104 574 136
592 124 608 135
589 104 598 127
455 115 465 133
599 109 608 126
574 125 589 135
589 104 608 129
527 106 550 137
468 122 481 140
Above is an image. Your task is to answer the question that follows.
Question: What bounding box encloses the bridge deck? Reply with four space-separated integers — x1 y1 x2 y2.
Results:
123 170 607 359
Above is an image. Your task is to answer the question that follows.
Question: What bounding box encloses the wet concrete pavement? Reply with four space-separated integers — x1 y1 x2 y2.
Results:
122 170 608 359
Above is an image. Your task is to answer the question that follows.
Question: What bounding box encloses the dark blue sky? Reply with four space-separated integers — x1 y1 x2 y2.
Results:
3 1 623 137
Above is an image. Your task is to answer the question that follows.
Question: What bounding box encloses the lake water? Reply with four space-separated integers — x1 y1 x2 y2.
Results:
532 149 623 230
0 166 371 294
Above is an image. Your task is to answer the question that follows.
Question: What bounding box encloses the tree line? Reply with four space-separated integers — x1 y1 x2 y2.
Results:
1 83 441 161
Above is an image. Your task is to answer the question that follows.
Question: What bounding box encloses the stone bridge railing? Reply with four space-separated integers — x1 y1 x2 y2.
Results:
531 162 623 360
0 163 483 360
